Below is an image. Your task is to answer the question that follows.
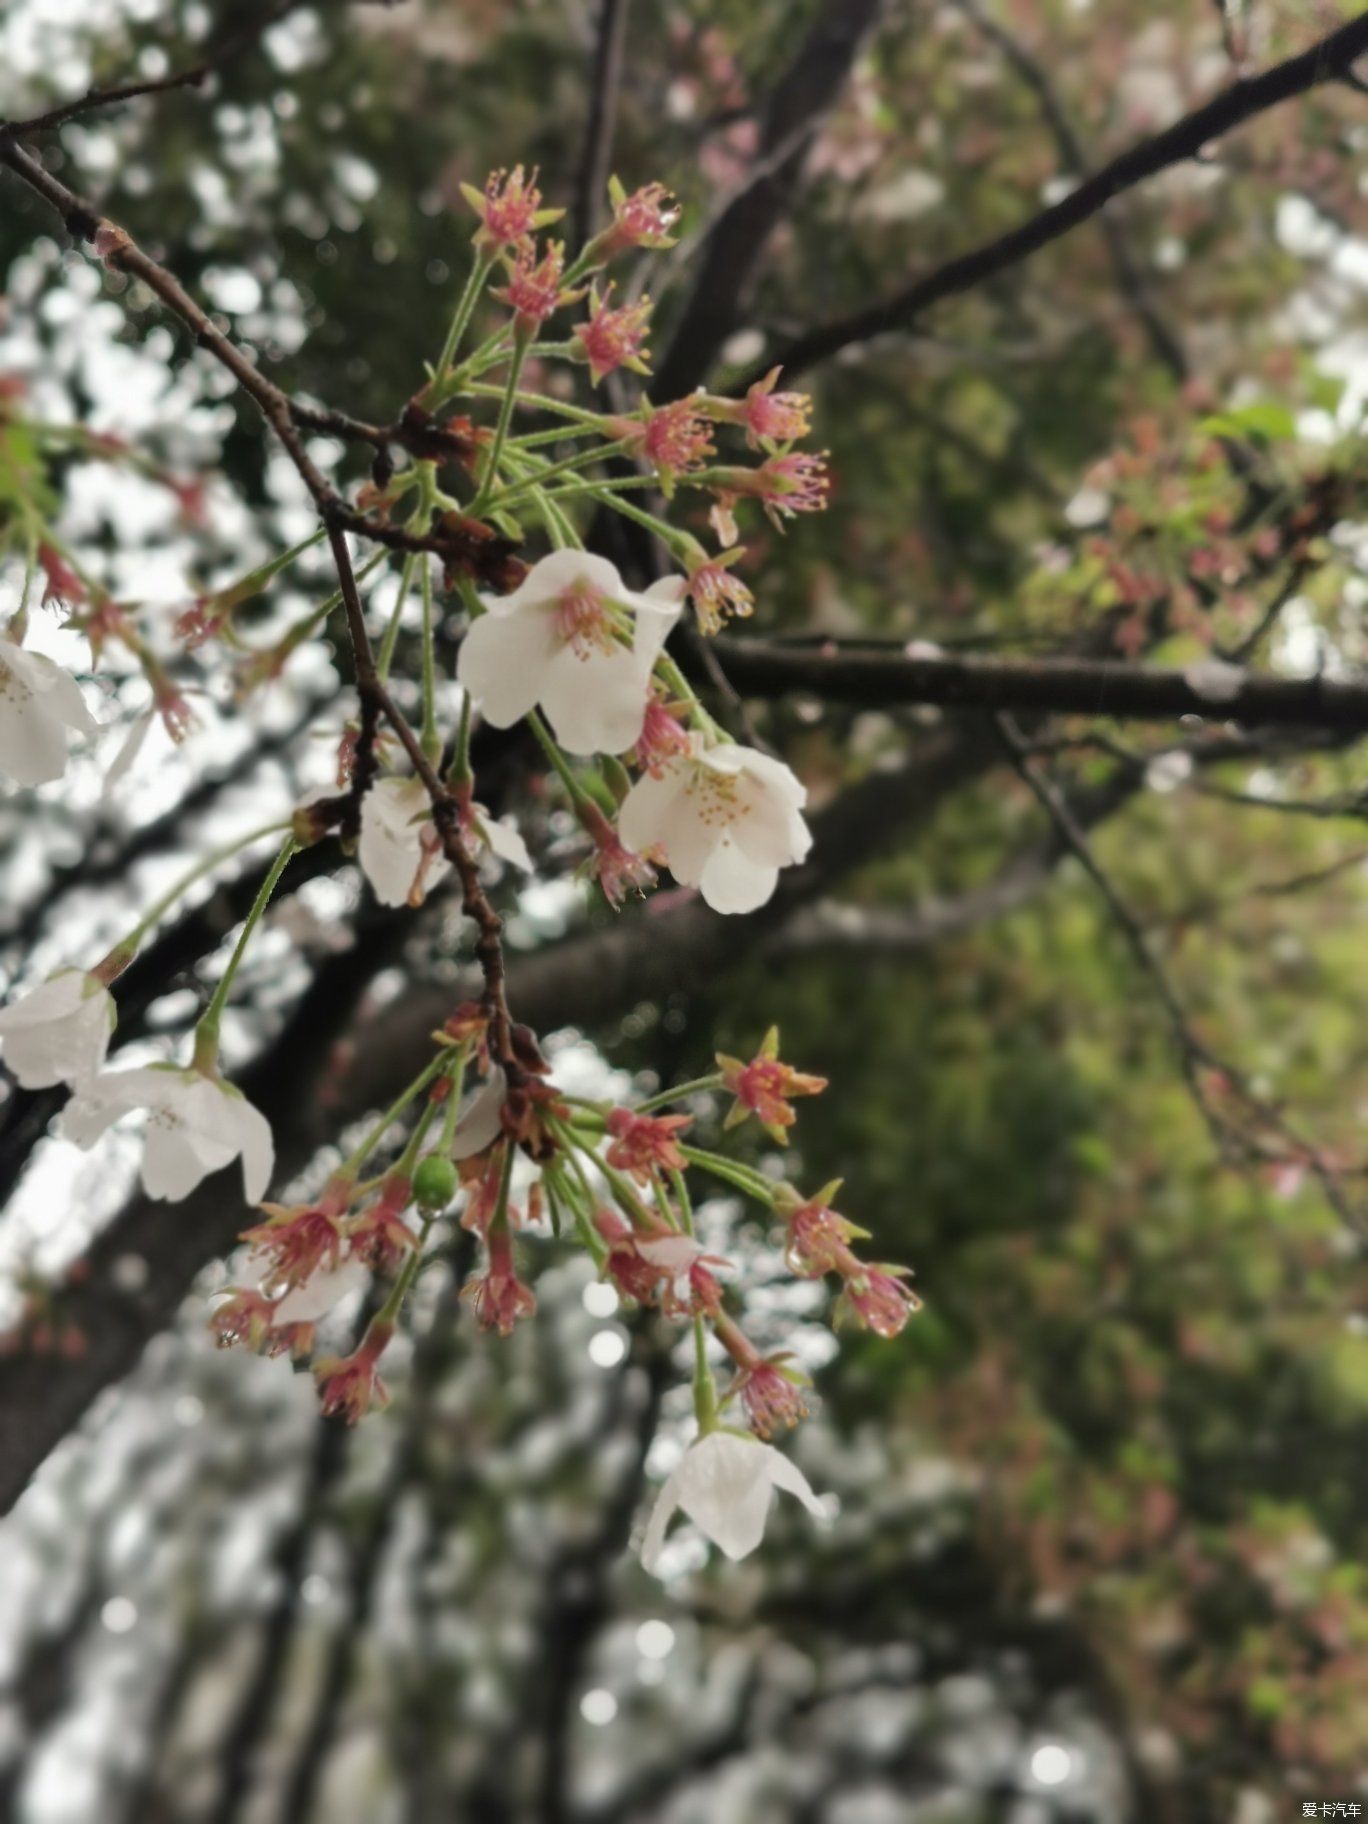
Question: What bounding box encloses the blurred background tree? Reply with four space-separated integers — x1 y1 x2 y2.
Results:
2 2 1368 1820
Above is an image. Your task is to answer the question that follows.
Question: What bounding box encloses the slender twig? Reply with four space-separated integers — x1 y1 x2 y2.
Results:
755 10 1368 384
996 713 1361 1228
573 0 632 248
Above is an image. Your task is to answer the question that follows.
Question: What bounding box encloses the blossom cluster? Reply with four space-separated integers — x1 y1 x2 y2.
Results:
0 163 914 1573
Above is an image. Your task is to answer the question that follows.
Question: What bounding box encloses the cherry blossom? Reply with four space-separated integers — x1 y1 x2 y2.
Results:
457 550 683 755
0 970 115 1088
618 735 811 914
359 776 529 908
0 636 98 787
61 1065 274 1203
640 1429 827 1572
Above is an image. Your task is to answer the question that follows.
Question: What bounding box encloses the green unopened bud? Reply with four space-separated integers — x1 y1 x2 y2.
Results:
413 1153 458 1213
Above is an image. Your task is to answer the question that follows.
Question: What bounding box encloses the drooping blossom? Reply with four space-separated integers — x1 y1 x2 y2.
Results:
734 1358 811 1440
636 1232 727 1315
314 1319 394 1423
618 736 811 914
37 543 86 607
460 165 563 253
688 550 754 636
346 1174 417 1271
594 1208 668 1305
461 1227 536 1335
717 1027 827 1144
836 1266 921 1338
240 1187 351 1293
458 550 683 756
604 1107 693 1180
0 636 98 787
62 1065 274 1202
781 1183 867 1277
633 693 692 776
580 801 657 906
640 1430 827 1572
573 285 653 384
0 970 115 1088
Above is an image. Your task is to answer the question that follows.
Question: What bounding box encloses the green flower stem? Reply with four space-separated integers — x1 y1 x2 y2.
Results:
435 253 494 381
375 552 418 682
527 709 597 812
670 1167 696 1238
96 819 296 979
632 1075 723 1116
448 690 474 789
419 554 439 761
437 323 513 394
678 1143 777 1207
692 1317 719 1432
655 652 724 741
463 380 611 432
490 437 634 509
395 1097 440 1176
191 836 298 1067
578 487 700 562
500 453 580 550
342 1049 455 1178
376 1213 435 1325
507 424 601 451
470 341 530 516
436 1047 471 1150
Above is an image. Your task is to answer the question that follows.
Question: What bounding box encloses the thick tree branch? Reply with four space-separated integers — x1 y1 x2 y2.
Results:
651 0 883 399
709 637 1368 734
755 10 1368 383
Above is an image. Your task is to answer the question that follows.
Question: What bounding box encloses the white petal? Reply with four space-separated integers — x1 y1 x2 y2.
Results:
142 1123 216 1201
729 776 809 870
33 653 99 736
486 548 624 616
538 644 653 756
359 777 448 907
457 606 558 729
274 1255 369 1324
0 688 68 787
479 811 532 871
451 1066 507 1160
699 839 779 914
677 1432 775 1560
631 583 685 675
639 1463 687 1574
226 1093 275 1202
637 1236 705 1272
764 1447 829 1522
59 1066 173 1148
0 974 113 1088
618 764 689 854
735 746 807 806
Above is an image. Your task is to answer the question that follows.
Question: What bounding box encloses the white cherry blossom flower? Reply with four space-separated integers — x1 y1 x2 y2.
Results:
640 1429 827 1573
457 550 684 755
618 735 811 914
358 777 530 909
61 1065 274 1203
0 969 116 1089
0 637 98 788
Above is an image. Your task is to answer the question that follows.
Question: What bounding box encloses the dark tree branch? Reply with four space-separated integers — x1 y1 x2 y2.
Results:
573 0 632 250
950 0 1187 380
708 636 1368 735
753 9 1368 383
650 0 884 400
